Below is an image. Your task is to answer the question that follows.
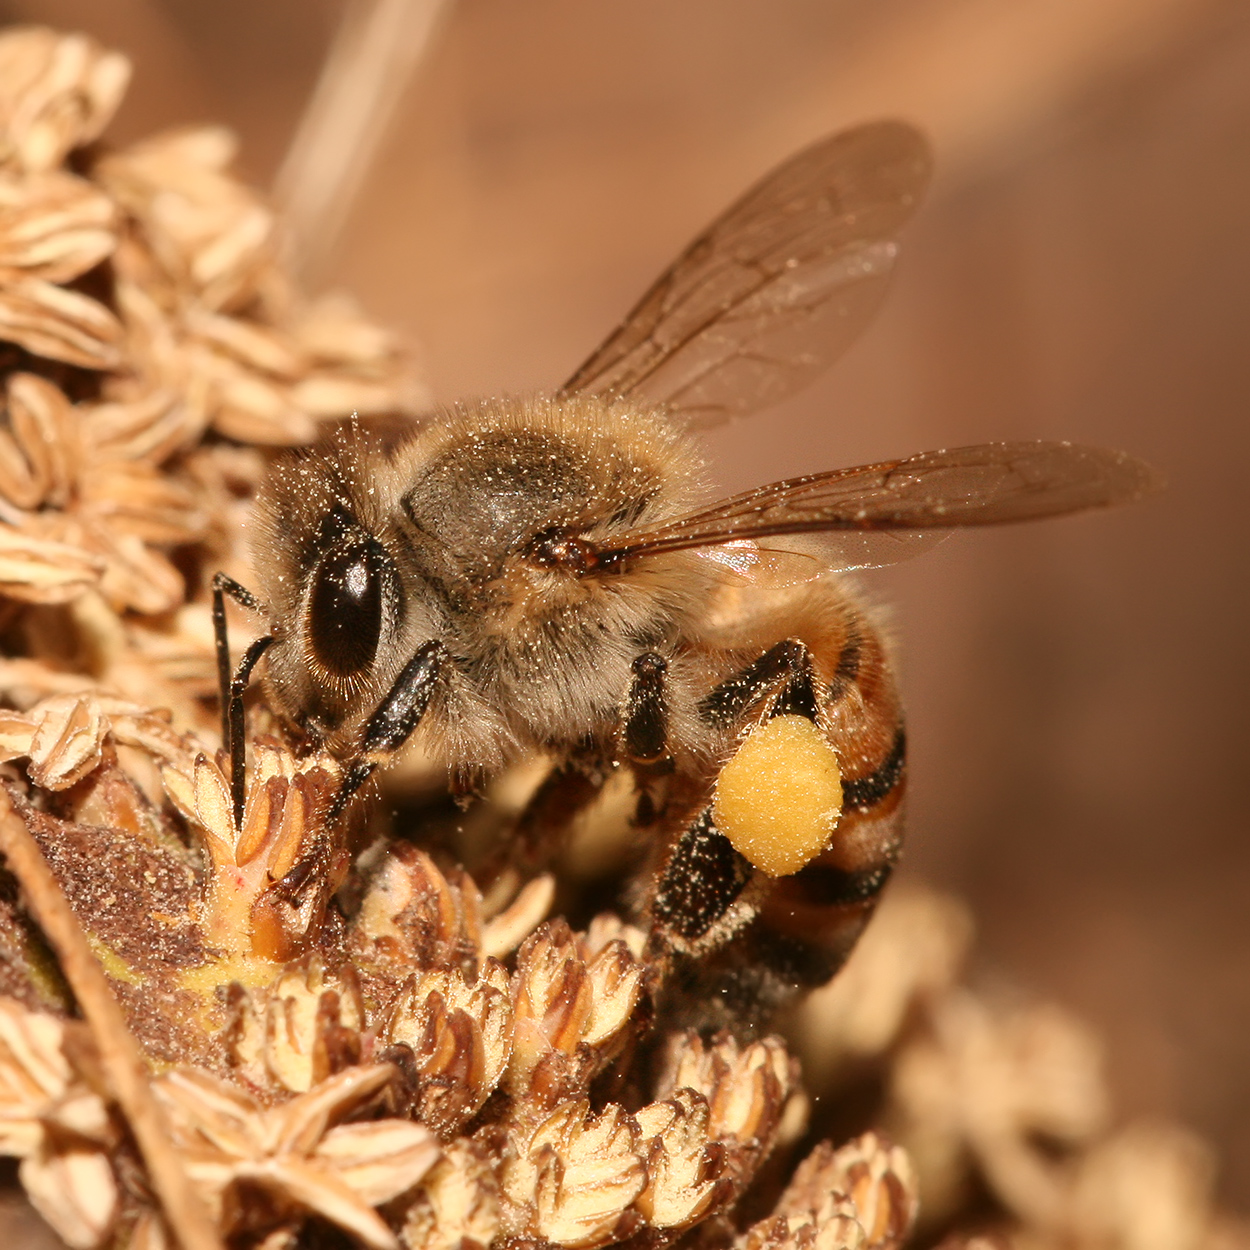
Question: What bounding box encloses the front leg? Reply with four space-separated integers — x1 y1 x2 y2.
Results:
277 641 449 901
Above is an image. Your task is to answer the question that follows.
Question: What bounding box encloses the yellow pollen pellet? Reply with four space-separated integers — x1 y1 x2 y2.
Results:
712 714 843 877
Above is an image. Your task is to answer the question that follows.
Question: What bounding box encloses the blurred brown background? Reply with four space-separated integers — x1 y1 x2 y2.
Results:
4 0 1247 1209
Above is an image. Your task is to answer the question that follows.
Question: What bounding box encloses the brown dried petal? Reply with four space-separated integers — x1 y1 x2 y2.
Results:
0 997 73 1155
582 913 647 961
90 527 184 614
314 1119 440 1205
211 362 317 445
0 371 78 510
479 873 554 958
400 1138 500 1250
290 371 419 420
184 303 305 378
97 126 275 311
79 460 208 545
267 1063 397 1157
0 708 36 761
19 1142 118 1249
84 390 201 464
0 28 130 172
0 524 103 604
27 692 106 789
291 292 396 366
233 1154 400 1250
0 274 122 368
0 169 116 280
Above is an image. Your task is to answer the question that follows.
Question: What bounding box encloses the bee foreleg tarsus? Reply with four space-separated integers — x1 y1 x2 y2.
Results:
697 638 816 728
210 570 268 748
623 651 670 765
210 571 274 830
226 633 274 828
275 758 374 903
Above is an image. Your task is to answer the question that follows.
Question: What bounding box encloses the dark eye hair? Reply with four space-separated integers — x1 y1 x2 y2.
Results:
307 541 391 677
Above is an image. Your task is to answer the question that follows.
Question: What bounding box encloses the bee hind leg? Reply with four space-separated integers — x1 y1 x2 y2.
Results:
697 638 818 728
646 640 821 953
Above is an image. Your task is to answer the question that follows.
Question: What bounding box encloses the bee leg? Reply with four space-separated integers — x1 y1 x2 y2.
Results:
275 641 448 903
329 639 450 823
623 652 670 765
646 641 819 953
210 572 271 829
697 638 816 727
651 808 752 943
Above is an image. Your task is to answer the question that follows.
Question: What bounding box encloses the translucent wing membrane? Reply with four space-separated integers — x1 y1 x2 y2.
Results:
601 443 1161 573
693 530 950 587
559 121 932 429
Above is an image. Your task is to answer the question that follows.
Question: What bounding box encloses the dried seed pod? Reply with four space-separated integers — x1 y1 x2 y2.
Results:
501 1100 645 1249
258 958 365 1094
508 920 644 1101
657 1031 796 1149
383 959 512 1138
634 1087 733 1231
776 1135 918 1250
0 169 116 281
400 1138 500 1250
353 845 485 975
0 28 129 173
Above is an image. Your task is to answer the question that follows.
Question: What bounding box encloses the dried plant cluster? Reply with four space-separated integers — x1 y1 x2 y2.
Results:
0 22 1242 1250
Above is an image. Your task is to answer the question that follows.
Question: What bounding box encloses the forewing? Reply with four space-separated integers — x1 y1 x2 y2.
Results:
559 121 932 429
604 442 1160 574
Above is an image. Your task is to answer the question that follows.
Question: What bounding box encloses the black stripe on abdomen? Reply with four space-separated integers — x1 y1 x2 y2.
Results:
840 727 906 812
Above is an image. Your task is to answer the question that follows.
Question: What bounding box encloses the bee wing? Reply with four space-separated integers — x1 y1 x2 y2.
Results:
693 530 950 586
601 442 1161 577
558 121 932 430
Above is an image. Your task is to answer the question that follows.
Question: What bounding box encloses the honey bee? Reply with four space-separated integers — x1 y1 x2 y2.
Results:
214 121 1155 1015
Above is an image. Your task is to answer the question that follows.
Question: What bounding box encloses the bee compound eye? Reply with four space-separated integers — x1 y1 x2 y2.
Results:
308 542 389 676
